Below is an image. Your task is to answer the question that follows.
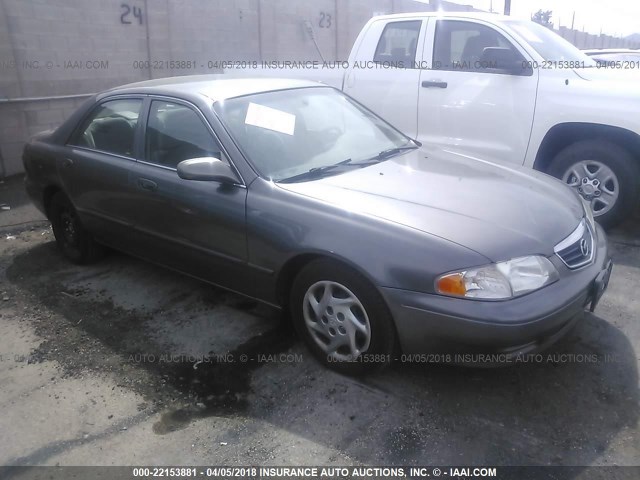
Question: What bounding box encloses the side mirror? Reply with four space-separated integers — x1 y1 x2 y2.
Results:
177 157 240 184
480 47 533 76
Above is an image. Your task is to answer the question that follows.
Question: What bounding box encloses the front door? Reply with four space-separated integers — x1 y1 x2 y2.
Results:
129 98 250 293
418 19 538 165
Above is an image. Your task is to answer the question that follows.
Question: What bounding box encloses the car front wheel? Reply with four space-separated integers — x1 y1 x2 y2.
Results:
290 259 396 375
548 140 640 229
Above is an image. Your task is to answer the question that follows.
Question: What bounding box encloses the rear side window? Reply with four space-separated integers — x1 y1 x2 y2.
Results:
373 21 421 68
145 101 221 169
69 99 142 157
433 20 521 72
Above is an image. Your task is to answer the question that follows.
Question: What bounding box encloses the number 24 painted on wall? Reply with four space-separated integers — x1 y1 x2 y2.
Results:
121 3 144 25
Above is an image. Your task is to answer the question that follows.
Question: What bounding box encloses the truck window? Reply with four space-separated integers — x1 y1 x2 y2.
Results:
433 20 521 72
373 21 421 68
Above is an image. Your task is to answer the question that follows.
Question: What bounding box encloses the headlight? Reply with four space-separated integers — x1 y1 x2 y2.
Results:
436 256 559 300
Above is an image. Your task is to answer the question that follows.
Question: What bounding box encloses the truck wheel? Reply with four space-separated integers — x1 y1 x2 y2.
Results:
548 140 640 229
49 192 104 264
290 259 395 375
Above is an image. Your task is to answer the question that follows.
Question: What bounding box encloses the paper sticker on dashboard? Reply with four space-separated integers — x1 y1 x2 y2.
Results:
245 103 296 136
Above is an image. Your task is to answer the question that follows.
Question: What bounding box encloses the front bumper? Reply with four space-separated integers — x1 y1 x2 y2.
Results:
382 223 611 356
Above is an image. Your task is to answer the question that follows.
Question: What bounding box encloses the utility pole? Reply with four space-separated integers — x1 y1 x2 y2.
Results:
504 0 511 15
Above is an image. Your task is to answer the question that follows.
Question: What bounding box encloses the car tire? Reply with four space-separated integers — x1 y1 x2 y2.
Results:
547 140 640 229
290 258 396 375
49 192 104 264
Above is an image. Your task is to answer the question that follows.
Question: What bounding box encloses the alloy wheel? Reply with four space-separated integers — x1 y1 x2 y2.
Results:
562 160 619 217
302 280 371 361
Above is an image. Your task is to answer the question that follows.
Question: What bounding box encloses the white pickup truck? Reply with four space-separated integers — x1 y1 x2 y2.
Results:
229 12 640 228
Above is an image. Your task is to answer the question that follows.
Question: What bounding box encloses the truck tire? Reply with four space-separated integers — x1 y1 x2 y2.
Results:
290 259 395 375
547 140 640 229
50 192 105 264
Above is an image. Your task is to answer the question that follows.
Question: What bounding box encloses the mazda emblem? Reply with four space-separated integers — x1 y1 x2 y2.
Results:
580 238 589 256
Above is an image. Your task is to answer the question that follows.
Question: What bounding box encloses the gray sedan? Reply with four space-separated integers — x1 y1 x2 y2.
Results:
23 76 612 374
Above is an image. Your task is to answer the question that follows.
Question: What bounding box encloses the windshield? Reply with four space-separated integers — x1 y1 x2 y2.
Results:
505 20 598 66
214 87 412 182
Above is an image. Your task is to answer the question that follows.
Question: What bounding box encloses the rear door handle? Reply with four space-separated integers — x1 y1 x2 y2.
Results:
62 158 74 169
138 178 158 192
422 80 448 89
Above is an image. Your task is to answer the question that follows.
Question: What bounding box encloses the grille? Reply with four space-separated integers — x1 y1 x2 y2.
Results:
554 219 595 270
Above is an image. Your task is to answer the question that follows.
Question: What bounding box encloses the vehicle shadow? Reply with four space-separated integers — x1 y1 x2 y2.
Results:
5 241 639 469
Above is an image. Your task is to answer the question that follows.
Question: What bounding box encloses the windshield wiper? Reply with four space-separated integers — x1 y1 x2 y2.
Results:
278 142 420 183
278 158 354 183
309 158 353 173
371 144 419 161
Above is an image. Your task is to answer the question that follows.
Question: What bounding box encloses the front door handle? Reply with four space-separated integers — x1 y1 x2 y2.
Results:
62 158 74 169
138 178 158 192
422 80 448 89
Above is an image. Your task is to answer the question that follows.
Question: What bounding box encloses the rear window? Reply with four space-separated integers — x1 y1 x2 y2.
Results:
373 21 421 68
69 99 142 157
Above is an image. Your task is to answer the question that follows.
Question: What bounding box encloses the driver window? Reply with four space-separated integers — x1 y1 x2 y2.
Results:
433 20 521 72
145 100 223 169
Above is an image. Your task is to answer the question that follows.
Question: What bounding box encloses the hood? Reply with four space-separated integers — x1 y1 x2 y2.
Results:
572 67 640 84
277 148 584 262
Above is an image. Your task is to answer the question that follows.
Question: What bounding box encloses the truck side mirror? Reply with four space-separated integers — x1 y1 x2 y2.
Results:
480 47 533 76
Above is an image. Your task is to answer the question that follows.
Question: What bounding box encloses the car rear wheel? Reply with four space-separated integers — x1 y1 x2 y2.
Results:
548 140 640 229
50 192 104 264
290 259 395 375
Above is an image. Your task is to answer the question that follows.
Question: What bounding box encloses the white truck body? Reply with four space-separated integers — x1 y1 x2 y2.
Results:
227 12 640 227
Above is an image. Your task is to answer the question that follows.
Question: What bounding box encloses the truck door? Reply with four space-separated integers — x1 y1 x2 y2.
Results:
344 18 428 139
418 19 538 165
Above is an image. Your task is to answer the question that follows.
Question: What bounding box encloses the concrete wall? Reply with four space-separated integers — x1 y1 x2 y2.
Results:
556 26 640 50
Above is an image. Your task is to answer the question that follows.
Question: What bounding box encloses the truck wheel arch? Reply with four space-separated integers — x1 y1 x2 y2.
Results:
536 124 640 229
533 123 640 173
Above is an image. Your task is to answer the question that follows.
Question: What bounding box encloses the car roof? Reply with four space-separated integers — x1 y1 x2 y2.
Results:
98 75 323 103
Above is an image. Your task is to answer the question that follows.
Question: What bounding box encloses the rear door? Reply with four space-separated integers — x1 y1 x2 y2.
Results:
63 97 143 245
418 19 538 164
344 18 427 138
128 97 250 292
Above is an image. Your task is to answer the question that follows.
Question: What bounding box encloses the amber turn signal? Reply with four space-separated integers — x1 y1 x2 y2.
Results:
436 273 467 296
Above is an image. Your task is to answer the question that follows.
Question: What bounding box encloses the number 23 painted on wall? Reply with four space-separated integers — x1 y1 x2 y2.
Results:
319 12 332 28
